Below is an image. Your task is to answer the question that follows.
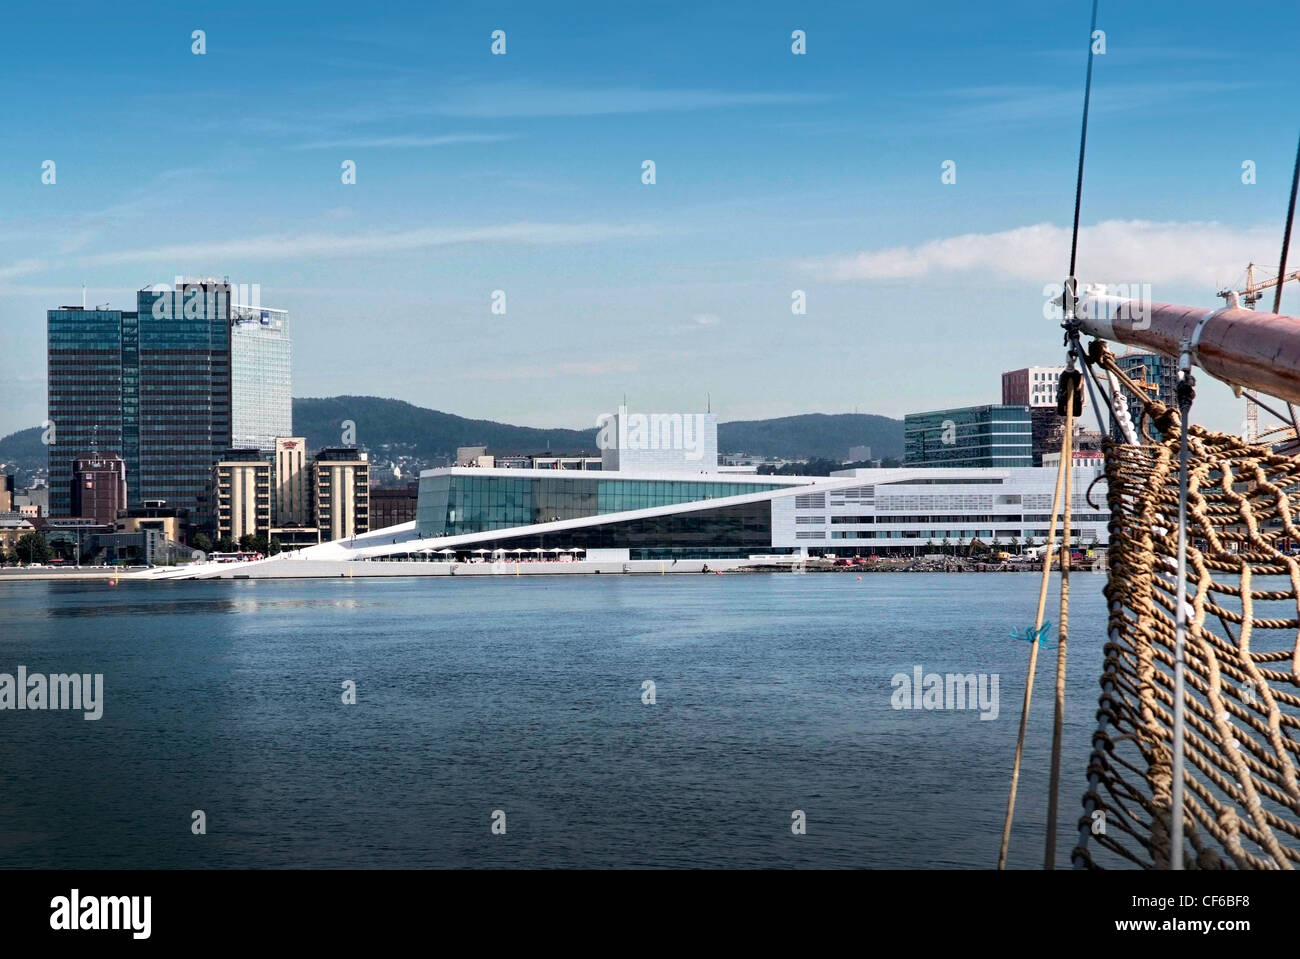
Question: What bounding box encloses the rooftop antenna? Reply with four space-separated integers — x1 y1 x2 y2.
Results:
707 392 711 413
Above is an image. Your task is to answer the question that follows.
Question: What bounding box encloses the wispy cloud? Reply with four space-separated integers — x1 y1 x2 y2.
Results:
0 259 45 281
416 84 829 119
929 81 1253 128
82 221 660 266
291 133 518 150
798 220 1281 289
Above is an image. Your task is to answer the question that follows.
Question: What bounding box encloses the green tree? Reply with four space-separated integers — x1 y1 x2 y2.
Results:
215 536 236 553
941 537 952 556
1009 535 1021 553
15 532 51 565
193 532 213 553
238 533 258 552
269 537 283 556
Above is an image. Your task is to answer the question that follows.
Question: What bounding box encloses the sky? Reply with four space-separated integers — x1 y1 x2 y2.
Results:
1 0 1298 439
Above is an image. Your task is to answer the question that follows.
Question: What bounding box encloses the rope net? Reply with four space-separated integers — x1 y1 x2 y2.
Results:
1076 351 1300 869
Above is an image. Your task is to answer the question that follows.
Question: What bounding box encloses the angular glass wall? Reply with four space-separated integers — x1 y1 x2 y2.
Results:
415 473 788 537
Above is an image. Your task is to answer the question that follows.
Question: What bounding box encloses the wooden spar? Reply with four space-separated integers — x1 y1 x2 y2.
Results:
1075 293 1300 407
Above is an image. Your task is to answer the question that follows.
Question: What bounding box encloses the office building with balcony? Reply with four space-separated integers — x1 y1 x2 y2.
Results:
312 447 369 541
214 451 272 543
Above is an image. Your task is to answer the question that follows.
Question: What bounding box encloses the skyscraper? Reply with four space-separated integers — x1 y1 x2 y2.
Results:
48 280 232 522
231 305 291 452
48 279 294 528
47 307 126 517
132 280 232 518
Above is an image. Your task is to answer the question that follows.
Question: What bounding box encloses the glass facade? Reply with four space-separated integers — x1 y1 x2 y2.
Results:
47 283 233 521
133 285 231 516
415 473 787 538
455 501 777 559
903 405 1032 468
230 307 291 452
47 309 124 517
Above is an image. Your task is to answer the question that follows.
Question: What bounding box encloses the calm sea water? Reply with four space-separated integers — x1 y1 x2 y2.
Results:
0 572 1115 869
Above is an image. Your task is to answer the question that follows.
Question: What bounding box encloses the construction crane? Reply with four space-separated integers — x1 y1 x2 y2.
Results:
1217 263 1300 442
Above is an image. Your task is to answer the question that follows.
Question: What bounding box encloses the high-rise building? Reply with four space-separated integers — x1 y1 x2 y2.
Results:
273 436 309 526
0 474 13 512
47 306 127 518
133 280 232 518
231 305 291 452
312 447 369 541
214 451 272 543
70 454 127 525
48 279 290 526
903 405 1033 468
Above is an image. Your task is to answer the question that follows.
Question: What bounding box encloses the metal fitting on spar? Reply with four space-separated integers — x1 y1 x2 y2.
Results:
1067 290 1300 410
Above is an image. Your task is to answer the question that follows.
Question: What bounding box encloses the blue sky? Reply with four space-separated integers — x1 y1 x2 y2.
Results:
2 0 1298 438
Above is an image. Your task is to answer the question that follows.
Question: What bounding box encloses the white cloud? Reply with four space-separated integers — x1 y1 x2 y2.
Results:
691 313 721 326
798 220 1282 290
82 221 659 266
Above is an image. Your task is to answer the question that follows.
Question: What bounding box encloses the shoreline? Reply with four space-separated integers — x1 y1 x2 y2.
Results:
0 558 1102 582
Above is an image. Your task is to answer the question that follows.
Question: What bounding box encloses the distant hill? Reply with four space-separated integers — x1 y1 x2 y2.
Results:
0 399 904 472
294 397 903 461
0 426 45 470
717 413 902 460
292 396 600 457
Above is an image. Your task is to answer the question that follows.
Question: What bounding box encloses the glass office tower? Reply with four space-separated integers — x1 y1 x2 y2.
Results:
132 282 232 516
46 308 125 517
47 281 233 522
230 305 291 452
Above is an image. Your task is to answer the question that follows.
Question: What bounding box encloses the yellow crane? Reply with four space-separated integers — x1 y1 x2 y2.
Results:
1217 263 1300 442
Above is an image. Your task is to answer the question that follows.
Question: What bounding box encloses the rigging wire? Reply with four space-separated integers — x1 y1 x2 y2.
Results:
1274 131 1300 430
1067 0 1100 281
1002 0 1102 870
1045 0 1100 870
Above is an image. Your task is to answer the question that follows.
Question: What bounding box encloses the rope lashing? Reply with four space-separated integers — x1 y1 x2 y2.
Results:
1074 347 1300 870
